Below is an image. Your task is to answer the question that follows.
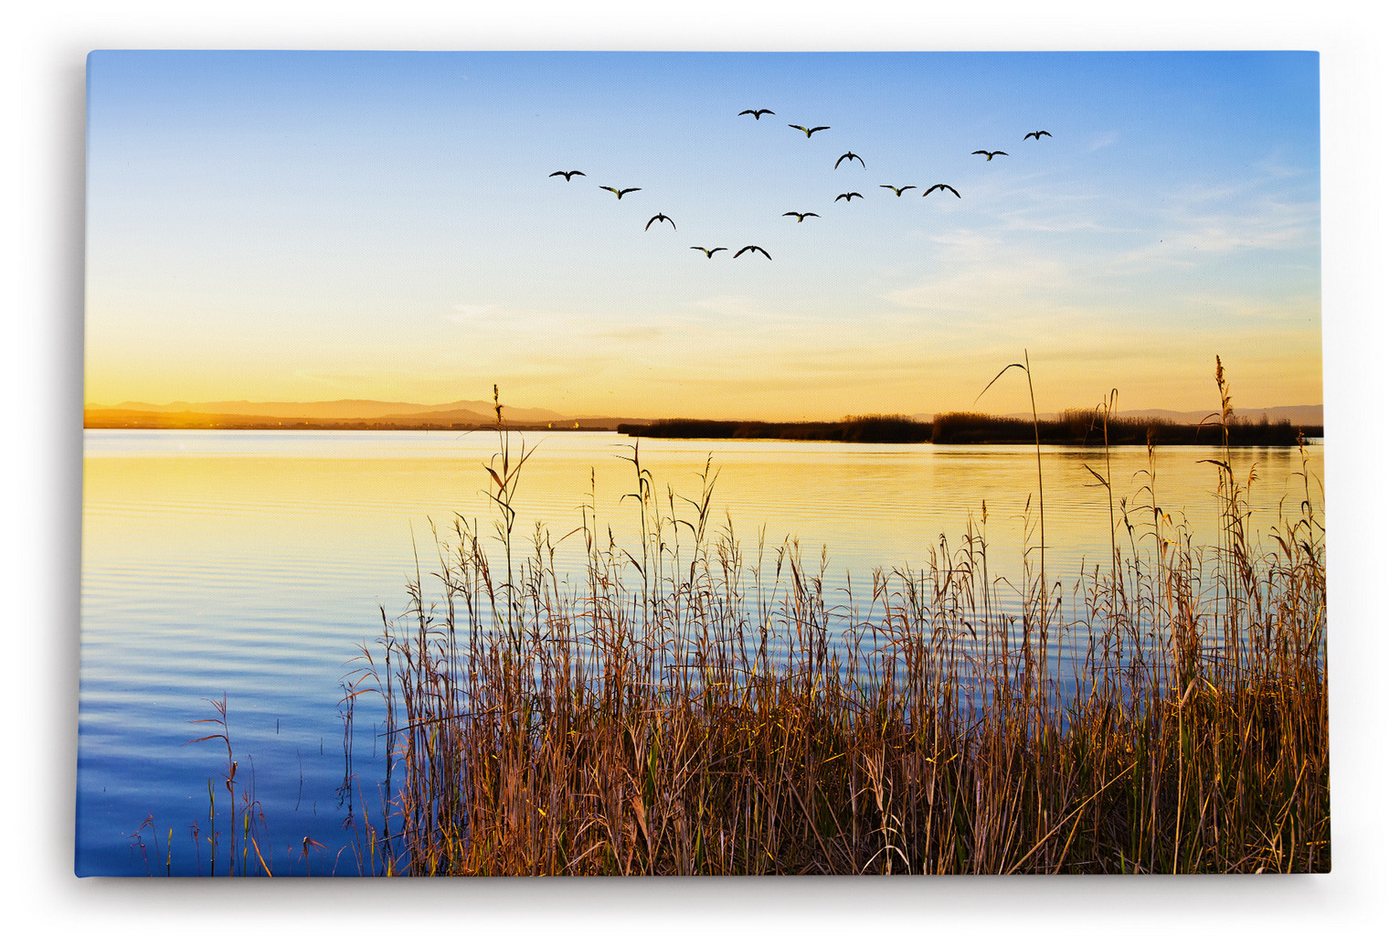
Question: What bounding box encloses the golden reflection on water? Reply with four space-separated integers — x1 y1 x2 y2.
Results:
84 430 1323 588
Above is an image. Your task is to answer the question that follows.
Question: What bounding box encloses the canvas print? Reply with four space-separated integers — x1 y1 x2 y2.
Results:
80 51 1326 876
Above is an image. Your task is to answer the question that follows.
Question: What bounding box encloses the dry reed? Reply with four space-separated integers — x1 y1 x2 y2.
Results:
347 365 1327 875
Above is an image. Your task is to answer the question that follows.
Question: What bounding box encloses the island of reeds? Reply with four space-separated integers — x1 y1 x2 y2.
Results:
619 411 1320 445
323 373 1328 876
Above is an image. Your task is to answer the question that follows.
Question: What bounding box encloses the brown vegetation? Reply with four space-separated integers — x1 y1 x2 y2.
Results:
349 371 1328 875
619 412 1319 446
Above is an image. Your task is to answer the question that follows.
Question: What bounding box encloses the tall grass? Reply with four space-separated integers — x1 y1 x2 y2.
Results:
353 366 1327 875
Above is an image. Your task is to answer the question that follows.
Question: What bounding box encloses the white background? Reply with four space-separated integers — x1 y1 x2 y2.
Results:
4 2 1396 932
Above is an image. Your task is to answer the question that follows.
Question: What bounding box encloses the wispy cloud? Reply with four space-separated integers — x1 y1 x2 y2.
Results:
1098 194 1320 279
1085 130 1120 152
882 226 1083 326
1253 147 1307 181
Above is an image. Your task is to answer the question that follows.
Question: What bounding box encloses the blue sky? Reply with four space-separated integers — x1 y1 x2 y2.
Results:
85 51 1320 418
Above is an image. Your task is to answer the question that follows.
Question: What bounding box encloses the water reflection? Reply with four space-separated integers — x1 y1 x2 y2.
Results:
79 430 1322 875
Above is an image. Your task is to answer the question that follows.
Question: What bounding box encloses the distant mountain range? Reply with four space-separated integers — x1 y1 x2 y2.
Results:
102 398 565 423
85 398 641 430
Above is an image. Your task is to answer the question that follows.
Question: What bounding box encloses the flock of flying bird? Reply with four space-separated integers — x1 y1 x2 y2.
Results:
547 109 1052 261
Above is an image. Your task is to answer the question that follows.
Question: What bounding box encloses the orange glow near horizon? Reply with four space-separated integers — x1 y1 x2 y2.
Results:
83 332 1322 420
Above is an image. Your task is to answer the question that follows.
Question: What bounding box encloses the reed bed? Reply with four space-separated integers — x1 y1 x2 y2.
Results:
617 411 1317 446
352 375 1328 875
619 414 933 443
928 409 1317 446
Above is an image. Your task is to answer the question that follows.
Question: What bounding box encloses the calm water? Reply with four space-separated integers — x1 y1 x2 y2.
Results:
78 429 1322 876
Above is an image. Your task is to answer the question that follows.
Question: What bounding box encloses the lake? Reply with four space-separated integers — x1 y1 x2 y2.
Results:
78 429 1323 876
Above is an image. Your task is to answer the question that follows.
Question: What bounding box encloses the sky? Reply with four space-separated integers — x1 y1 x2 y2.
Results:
84 51 1321 419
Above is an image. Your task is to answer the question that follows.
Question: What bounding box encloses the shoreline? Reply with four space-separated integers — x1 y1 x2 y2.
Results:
81 421 1325 446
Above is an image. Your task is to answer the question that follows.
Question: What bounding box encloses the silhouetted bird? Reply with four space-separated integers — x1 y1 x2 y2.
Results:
972 150 1009 161
734 245 772 260
789 124 830 138
739 108 775 120
1023 130 1052 140
646 213 676 231
834 151 866 169
835 192 864 202
880 185 916 197
783 212 819 223
549 170 585 181
922 183 961 198
600 186 641 199
691 246 728 258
